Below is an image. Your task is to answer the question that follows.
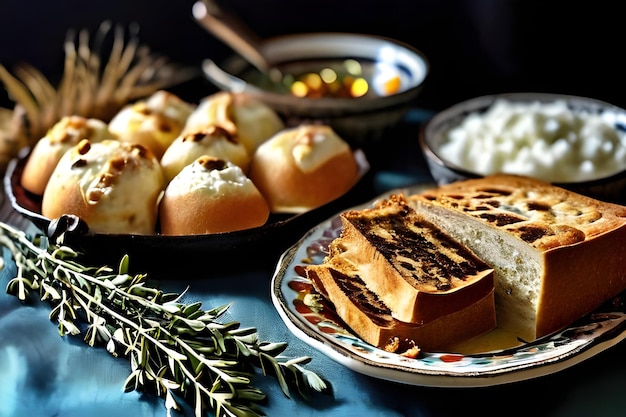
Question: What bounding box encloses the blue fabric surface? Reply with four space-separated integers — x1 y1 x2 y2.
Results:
0 243 410 417
4 228 626 417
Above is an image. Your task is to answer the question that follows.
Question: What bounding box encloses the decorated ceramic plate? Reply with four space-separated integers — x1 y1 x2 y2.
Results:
270 184 626 387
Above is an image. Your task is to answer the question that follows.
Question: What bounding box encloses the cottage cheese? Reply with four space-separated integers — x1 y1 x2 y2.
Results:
438 99 626 183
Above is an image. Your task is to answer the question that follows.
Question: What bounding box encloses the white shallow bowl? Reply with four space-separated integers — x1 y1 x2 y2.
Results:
203 32 429 146
419 92 626 203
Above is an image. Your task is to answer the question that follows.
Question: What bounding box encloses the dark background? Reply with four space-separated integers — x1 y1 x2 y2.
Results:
0 0 624 112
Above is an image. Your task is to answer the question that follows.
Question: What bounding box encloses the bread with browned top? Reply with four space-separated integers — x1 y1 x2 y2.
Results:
182 91 284 155
409 174 626 341
160 125 250 183
159 155 269 235
249 124 361 213
41 139 164 234
21 115 112 195
108 90 194 158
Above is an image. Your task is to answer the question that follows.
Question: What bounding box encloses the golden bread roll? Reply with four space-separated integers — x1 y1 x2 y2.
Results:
159 156 270 235
182 91 284 154
21 115 112 195
160 125 250 183
108 90 194 158
42 139 165 234
248 124 360 213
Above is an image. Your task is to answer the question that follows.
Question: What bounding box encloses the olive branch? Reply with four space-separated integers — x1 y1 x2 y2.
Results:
0 221 331 417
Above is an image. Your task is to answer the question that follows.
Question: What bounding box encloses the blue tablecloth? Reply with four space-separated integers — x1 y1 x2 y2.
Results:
4 240 626 417
2 109 626 417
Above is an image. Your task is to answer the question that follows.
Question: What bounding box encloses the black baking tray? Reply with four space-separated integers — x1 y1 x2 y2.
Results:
4 150 376 276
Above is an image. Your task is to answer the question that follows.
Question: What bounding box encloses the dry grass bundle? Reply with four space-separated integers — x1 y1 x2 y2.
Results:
0 21 197 169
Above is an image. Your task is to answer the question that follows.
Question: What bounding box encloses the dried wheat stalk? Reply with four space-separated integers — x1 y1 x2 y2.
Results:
0 21 197 169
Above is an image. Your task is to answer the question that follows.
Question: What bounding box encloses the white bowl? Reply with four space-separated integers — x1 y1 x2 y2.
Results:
419 92 626 203
203 32 429 146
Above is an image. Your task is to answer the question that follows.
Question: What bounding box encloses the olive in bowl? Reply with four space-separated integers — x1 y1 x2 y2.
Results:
419 92 626 203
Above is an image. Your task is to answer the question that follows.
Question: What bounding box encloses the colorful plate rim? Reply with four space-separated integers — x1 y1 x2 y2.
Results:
270 184 626 387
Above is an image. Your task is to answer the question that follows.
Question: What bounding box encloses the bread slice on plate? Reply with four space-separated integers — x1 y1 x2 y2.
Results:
305 194 496 351
409 174 626 342
327 194 495 324
306 260 496 352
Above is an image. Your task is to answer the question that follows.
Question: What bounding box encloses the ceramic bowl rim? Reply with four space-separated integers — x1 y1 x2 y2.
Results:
419 92 626 187
203 31 430 114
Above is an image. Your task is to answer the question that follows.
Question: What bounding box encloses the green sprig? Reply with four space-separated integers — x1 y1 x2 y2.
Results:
0 222 332 417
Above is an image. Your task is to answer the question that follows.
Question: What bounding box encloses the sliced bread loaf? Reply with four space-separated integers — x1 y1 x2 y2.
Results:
305 194 496 351
409 174 626 342
327 194 495 324
306 256 496 352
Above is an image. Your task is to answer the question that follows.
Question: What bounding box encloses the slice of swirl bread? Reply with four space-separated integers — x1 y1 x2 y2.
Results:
305 194 496 350
408 174 626 342
306 258 496 352
326 194 495 324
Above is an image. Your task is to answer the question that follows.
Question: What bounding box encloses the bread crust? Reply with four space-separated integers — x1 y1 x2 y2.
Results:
416 174 626 251
21 143 70 195
159 187 269 235
537 228 626 338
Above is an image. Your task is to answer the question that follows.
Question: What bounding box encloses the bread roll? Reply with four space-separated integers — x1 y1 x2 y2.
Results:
249 124 360 213
21 115 112 195
108 90 194 158
409 174 626 341
182 92 284 154
42 139 165 234
159 156 270 235
160 125 250 183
